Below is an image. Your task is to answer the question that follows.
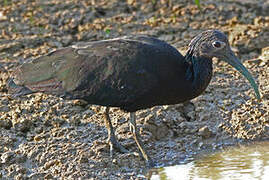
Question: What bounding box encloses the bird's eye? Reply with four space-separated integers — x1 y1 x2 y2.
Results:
212 41 223 48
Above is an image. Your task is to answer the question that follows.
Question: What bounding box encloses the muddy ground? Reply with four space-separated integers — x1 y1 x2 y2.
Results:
0 0 268 179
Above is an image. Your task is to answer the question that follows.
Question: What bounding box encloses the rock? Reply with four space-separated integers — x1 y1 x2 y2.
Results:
0 119 12 129
143 114 170 140
43 159 61 171
259 46 269 66
79 153 89 163
179 121 187 129
1 151 15 164
61 35 73 46
0 12 7 21
198 126 213 139
0 106 10 112
48 41 63 48
177 102 196 121
0 63 7 72
13 119 32 132
29 173 47 179
159 34 174 42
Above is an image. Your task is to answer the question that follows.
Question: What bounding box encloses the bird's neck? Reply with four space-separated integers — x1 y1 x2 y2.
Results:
185 54 213 98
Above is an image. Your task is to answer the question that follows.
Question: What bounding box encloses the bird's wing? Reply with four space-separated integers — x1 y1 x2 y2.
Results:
12 47 87 93
12 37 166 103
70 37 169 106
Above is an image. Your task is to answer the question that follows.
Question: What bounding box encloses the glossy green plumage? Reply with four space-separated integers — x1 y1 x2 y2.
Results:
8 30 260 112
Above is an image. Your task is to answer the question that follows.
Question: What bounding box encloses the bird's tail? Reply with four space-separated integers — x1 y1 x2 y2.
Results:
6 78 33 98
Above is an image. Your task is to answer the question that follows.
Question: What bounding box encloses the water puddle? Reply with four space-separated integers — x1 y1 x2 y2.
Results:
149 142 269 180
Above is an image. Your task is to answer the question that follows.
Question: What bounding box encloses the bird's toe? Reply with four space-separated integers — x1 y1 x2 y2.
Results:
107 136 129 155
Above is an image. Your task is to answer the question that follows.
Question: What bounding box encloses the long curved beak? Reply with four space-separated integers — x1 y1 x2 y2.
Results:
223 49 261 100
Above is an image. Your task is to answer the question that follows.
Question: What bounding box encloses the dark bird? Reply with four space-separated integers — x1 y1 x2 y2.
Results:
8 30 260 167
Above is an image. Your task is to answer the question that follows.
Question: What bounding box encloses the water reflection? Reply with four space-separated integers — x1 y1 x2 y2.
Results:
150 142 269 180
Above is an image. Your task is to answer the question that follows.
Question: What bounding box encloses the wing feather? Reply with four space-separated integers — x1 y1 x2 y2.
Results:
12 36 185 110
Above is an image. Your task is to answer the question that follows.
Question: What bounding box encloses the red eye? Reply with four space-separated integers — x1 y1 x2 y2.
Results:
212 41 222 48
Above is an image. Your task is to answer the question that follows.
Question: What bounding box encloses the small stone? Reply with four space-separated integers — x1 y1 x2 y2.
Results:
0 105 10 112
44 159 61 170
0 119 12 129
198 126 213 138
48 41 63 48
73 99 88 107
34 135 43 142
259 46 269 62
112 158 117 164
159 34 174 42
61 35 73 46
190 128 197 134
127 0 135 5
29 173 47 179
0 64 7 72
44 174 54 179
179 121 187 128
198 142 204 149
13 119 32 132
0 11 7 21
155 123 169 140
79 154 89 163
67 115 81 126
15 174 25 180
1 151 15 163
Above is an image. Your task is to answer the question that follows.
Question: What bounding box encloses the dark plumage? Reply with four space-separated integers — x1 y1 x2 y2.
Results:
8 30 260 166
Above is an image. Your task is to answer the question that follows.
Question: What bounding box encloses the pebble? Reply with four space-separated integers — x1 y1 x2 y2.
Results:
159 34 174 42
0 106 10 112
0 11 7 21
13 119 32 133
1 151 15 163
0 119 12 129
198 126 213 139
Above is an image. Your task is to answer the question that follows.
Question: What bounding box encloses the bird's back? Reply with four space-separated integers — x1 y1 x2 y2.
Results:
9 36 190 112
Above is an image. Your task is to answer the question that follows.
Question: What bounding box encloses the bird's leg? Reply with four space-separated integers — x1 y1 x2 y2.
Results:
129 112 154 167
104 107 129 158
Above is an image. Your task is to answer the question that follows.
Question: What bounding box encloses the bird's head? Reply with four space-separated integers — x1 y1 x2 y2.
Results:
187 30 261 99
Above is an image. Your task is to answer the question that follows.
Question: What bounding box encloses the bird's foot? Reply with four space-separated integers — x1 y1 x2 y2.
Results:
107 136 156 167
107 135 129 158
